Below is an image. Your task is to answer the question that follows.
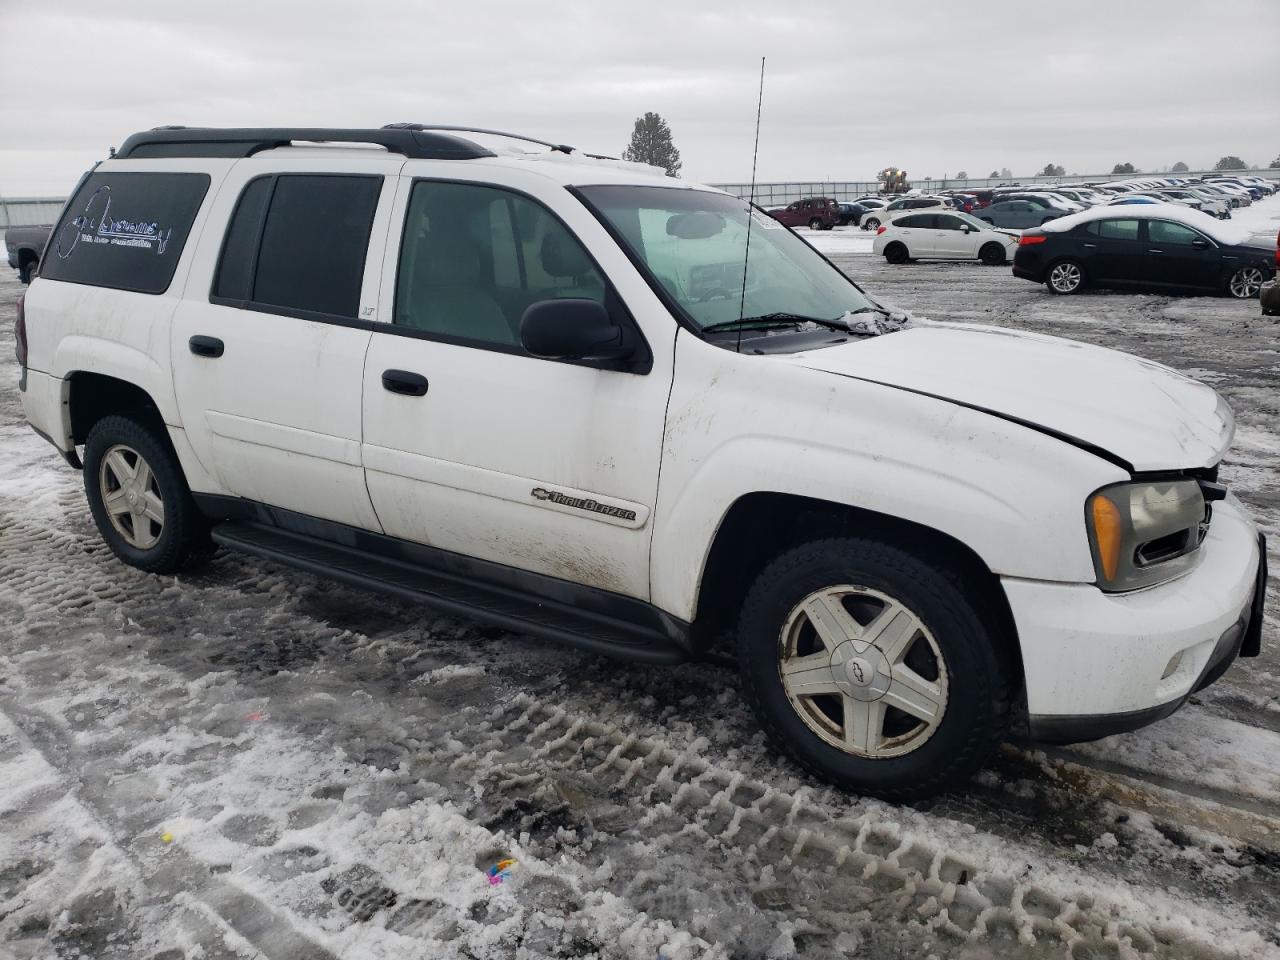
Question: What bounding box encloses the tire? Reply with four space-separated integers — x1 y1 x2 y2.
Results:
809 217 823 230
736 537 1011 802
864 217 881 231
19 257 38 284
884 242 909 265
1045 258 1085 295
1226 266 1266 299
83 413 214 574
978 242 1005 266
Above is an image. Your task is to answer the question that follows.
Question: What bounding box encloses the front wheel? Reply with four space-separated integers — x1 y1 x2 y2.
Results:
1046 259 1084 295
978 242 1005 266
736 538 1011 801
1226 266 1266 299
83 414 214 574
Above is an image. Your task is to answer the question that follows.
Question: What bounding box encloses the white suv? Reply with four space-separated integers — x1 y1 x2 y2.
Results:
17 125 1266 801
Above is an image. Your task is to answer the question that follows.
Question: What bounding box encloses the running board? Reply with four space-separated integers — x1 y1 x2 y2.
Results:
210 521 689 665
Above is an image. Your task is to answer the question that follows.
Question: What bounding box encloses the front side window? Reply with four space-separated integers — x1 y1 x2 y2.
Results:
212 174 381 319
1147 220 1203 246
935 215 963 230
395 181 607 349
577 185 877 332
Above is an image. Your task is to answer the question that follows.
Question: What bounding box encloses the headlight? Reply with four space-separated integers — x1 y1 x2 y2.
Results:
1085 480 1206 592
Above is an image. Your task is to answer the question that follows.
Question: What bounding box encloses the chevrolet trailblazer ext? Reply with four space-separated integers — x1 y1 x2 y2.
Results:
16 126 1265 800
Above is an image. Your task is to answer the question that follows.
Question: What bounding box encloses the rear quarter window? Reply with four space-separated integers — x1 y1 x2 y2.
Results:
40 171 211 294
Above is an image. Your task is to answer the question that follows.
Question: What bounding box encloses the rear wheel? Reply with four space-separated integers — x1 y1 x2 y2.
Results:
884 242 909 265
1046 259 1084 295
863 217 881 231
978 242 1005 266
1226 266 1265 299
83 414 213 574
19 256 38 284
809 217 823 230
736 537 1011 801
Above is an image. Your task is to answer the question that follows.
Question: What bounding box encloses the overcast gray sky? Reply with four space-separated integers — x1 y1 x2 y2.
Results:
1 0 1277 196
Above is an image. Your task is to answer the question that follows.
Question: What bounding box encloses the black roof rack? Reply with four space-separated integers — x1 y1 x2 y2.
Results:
114 126 497 160
382 123 576 155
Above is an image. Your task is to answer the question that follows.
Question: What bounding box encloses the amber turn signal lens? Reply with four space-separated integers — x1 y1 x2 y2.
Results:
1090 494 1123 582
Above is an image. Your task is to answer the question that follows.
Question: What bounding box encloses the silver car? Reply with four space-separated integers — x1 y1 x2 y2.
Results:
976 199 1068 230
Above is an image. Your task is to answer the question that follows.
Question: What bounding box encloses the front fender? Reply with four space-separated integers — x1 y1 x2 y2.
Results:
650 336 1125 622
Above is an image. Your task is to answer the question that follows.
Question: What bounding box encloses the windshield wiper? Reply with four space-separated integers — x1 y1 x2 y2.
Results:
702 312 852 334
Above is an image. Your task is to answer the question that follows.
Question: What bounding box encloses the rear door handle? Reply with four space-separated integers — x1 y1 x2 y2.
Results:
189 335 224 358
1148 248 1164 254
381 369 429 396
1082 243 1097 249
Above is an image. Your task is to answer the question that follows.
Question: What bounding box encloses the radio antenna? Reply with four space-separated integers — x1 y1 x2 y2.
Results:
736 56 766 355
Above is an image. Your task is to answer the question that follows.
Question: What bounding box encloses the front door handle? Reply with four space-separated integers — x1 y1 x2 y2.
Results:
1082 243 1097 249
189 335 224 358
381 369 429 397
1148 248 1164 254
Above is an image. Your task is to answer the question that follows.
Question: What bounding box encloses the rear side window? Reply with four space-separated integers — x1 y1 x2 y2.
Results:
1095 219 1140 241
212 174 382 320
41 171 210 294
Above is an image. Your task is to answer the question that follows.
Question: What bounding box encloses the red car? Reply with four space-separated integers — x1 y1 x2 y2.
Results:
767 196 840 230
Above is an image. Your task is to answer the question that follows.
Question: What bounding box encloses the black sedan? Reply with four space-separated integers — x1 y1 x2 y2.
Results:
1012 209 1275 298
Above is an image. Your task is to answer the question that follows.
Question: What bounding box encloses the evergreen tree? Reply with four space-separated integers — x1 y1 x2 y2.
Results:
1039 163 1065 177
1112 162 1136 174
1214 155 1247 171
956 170 968 179
622 112 682 176
1171 161 1189 172
988 169 1000 179
1270 154 1280 169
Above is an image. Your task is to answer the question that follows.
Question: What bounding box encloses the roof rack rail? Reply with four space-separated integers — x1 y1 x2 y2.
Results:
382 123 576 155
113 126 496 161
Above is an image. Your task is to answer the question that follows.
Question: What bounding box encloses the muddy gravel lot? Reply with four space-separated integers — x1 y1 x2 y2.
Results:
1 204 1278 959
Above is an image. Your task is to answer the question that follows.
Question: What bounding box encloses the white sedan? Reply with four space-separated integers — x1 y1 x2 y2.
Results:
872 211 1021 265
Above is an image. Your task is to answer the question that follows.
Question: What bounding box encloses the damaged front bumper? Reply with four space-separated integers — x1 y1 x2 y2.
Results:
1002 495 1264 744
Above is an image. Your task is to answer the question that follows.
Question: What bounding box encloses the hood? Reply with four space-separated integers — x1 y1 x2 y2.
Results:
792 324 1232 472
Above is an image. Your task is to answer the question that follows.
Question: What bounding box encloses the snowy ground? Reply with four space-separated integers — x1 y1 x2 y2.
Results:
1 197 1278 960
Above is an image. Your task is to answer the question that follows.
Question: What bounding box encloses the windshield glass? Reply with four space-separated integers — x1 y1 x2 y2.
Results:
577 185 875 331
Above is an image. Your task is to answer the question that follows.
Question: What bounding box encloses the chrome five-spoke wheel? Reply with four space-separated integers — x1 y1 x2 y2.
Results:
778 585 948 759
99 444 164 549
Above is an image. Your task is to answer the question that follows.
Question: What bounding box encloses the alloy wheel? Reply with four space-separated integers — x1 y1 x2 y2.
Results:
1049 262 1082 293
777 585 948 759
99 444 165 549
1229 267 1265 299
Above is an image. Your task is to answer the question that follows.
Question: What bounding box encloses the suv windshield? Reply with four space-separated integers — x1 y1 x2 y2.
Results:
577 185 875 332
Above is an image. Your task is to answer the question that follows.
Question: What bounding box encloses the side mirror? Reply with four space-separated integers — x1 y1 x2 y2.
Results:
961 224 974 233
521 299 632 363
1190 238 1210 250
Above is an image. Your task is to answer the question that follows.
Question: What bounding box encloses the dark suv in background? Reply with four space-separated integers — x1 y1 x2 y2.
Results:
766 197 840 230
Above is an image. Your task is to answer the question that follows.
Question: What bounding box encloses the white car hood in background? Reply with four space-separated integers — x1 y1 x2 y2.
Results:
793 324 1233 472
